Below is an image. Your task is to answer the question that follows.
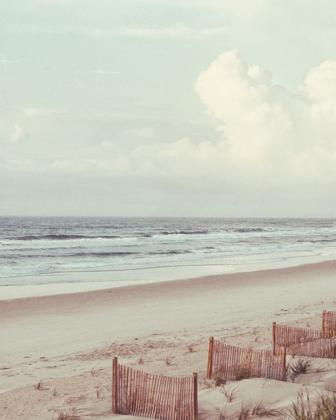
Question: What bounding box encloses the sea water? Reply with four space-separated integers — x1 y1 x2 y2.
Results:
1 217 336 291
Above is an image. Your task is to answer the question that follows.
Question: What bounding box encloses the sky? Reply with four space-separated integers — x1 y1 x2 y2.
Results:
1 0 336 217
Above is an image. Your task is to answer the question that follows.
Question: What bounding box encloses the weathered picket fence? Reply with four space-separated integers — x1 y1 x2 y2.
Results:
322 310 336 338
272 322 336 358
112 357 198 420
206 337 287 382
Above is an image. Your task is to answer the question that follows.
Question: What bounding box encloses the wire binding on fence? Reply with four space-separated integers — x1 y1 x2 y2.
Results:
206 337 287 382
112 357 198 420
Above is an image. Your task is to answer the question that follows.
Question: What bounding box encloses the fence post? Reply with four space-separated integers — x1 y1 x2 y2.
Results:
193 372 198 420
272 322 276 356
112 357 118 414
322 310 327 338
206 337 214 379
280 347 287 381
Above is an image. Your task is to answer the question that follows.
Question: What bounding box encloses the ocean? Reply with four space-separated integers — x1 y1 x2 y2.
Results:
1 217 336 288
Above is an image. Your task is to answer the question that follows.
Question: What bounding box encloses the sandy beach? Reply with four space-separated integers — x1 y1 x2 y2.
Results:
4 0 336 416
1 260 336 419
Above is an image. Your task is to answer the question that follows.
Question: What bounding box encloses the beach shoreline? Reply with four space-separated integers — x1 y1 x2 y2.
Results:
1 259 336 419
2 246 336 301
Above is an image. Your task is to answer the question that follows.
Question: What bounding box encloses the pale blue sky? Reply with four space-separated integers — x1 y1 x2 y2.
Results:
1 0 336 217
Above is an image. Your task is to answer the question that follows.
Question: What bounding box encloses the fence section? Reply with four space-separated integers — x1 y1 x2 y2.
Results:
272 322 321 354
112 358 198 420
272 322 336 358
323 310 336 338
206 337 286 382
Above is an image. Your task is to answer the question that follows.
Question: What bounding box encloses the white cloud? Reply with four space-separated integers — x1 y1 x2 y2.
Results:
300 60 336 104
92 70 121 75
142 0 266 12
8 158 34 170
127 127 156 138
194 51 295 168
0 59 18 64
9 123 25 143
0 95 27 145
121 24 227 39
5 24 113 38
192 51 336 174
0 53 19 65
6 22 227 40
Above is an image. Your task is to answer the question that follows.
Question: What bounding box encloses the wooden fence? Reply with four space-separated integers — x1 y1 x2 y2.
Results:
206 337 287 382
112 358 198 420
272 322 336 358
322 310 336 338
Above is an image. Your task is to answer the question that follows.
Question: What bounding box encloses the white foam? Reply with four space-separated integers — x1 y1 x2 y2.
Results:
2 246 336 301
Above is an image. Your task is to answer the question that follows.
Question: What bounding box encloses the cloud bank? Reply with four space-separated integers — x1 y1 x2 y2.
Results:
121 51 336 210
4 51 336 184
3 51 336 215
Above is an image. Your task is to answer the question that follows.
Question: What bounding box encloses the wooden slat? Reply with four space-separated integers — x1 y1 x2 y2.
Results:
155 375 164 419
193 372 198 420
272 322 277 355
206 337 214 379
323 310 327 337
112 357 117 414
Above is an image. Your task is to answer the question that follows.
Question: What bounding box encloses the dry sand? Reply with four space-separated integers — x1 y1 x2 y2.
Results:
1 260 336 419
